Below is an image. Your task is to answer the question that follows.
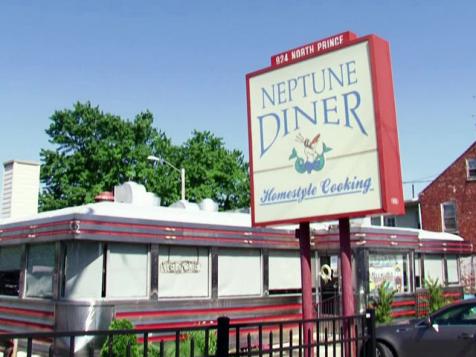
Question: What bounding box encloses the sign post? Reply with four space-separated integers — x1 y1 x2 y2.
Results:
296 222 314 355
339 218 354 317
339 217 354 356
246 31 403 355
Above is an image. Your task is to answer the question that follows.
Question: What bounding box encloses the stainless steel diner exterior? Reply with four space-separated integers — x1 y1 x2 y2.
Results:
0 190 472 354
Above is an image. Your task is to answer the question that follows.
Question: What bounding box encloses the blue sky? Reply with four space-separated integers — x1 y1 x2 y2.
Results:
0 0 475 201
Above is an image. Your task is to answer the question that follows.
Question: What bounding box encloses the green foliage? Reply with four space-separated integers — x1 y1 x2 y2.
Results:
165 330 217 357
371 281 397 324
177 130 249 210
40 101 171 211
138 343 161 357
100 319 139 357
425 278 449 314
39 102 249 211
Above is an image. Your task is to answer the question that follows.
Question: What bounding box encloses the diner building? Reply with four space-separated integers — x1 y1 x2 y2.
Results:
0 179 474 354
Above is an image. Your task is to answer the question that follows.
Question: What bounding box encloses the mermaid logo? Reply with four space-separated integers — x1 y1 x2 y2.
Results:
289 133 332 174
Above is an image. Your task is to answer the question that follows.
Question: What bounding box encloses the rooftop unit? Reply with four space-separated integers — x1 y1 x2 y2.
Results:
1 160 40 219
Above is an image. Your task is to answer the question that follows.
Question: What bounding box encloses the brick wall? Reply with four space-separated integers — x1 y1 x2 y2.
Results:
419 142 476 244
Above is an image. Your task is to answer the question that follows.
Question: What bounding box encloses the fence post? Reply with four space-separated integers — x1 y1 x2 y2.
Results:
366 309 376 357
216 316 230 357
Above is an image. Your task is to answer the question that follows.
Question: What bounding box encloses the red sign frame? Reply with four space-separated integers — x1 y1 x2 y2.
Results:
270 31 357 68
246 33 404 227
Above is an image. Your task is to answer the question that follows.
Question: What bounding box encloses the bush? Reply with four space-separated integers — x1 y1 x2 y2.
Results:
165 330 217 357
138 342 161 357
100 319 139 357
370 281 397 324
425 278 449 314
189 330 217 356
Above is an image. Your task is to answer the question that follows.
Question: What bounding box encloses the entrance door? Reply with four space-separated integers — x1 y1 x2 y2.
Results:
319 255 340 316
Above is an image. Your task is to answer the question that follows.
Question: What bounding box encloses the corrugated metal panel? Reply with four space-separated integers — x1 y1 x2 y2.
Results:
0 299 55 333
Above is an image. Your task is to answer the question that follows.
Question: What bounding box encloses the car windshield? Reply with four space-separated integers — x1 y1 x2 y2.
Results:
432 304 476 326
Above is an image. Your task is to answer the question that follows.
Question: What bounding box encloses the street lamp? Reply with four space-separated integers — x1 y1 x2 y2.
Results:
147 155 186 201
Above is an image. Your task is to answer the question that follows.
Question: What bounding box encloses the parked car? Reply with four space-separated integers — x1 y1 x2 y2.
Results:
373 299 476 357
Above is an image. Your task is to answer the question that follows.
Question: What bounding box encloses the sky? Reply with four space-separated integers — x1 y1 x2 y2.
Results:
0 0 475 202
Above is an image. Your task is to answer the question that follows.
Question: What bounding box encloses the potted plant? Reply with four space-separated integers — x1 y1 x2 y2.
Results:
425 278 449 314
370 281 397 325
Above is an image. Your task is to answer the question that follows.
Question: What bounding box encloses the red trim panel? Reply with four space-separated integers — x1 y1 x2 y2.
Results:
0 317 53 331
0 306 54 319
117 303 301 320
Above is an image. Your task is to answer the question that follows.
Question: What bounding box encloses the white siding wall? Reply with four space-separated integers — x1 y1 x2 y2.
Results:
2 160 40 219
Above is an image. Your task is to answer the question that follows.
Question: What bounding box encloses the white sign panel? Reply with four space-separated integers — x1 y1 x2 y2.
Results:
248 41 382 225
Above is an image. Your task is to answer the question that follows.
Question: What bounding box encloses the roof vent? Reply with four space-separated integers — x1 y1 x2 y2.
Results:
199 198 218 212
169 200 200 211
114 182 160 206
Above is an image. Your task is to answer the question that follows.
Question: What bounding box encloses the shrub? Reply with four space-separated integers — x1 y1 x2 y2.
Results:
138 342 161 357
189 330 217 356
425 278 449 314
165 330 217 357
370 281 397 324
100 319 139 357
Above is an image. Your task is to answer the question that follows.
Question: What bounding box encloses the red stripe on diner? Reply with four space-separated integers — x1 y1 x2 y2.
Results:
135 313 301 331
117 303 301 319
139 334 177 343
392 300 415 307
315 231 418 240
0 220 72 233
392 310 416 318
80 229 298 247
78 220 294 239
0 306 54 319
136 320 209 330
0 230 72 241
230 313 301 325
138 323 301 344
443 292 462 297
0 318 53 330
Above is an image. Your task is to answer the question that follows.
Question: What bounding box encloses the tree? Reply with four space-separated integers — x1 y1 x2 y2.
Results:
39 102 250 211
176 130 249 210
40 102 175 211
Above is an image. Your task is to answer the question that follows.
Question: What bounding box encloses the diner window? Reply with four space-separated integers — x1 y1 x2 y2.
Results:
459 256 475 295
447 255 459 285
368 253 409 294
25 243 55 298
269 250 315 294
467 158 476 180
158 246 209 298
106 243 149 298
63 242 103 299
0 245 24 296
218 249 261 297
414 254 422 288
441 202 457 233
384 216 396 227
424 255 444 285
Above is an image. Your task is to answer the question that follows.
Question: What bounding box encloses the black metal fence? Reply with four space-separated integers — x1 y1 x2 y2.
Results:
0 310 376 357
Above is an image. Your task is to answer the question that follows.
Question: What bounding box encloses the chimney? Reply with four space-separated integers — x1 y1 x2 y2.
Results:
2 160 40 219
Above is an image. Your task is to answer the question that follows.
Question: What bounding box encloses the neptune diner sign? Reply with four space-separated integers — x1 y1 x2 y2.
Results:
246 32 404 226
